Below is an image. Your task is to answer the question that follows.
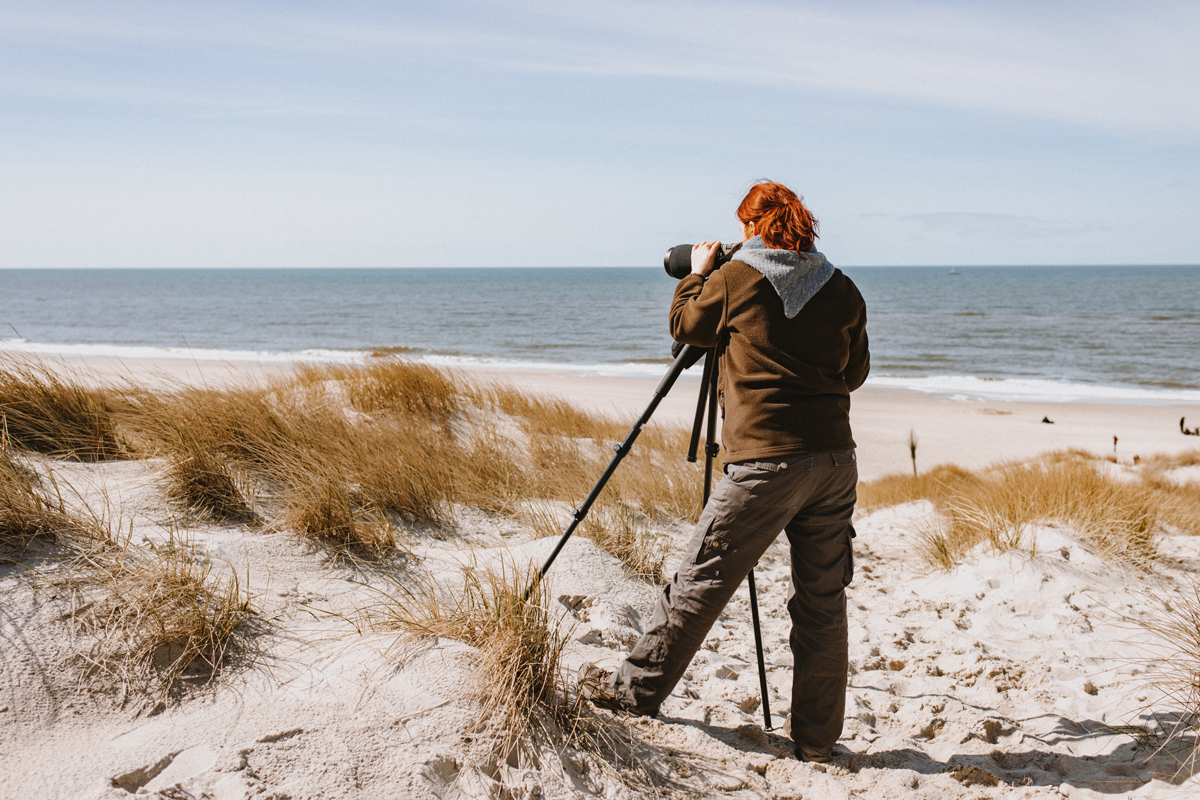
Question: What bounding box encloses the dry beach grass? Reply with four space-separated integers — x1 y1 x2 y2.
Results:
374 559 578 757
126 358 700 569
0 447 111 555
856 447 1200 779
0 359 128 461
4 354 1200 797
64 534 257 706
858 449 1200 570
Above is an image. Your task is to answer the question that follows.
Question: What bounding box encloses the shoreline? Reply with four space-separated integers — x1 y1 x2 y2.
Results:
12 353 1200 482
5 338 1200 406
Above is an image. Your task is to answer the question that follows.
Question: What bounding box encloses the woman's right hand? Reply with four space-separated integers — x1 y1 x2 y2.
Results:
691 240 721 277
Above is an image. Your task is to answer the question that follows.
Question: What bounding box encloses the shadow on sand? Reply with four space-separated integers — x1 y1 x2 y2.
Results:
642 706 1196 795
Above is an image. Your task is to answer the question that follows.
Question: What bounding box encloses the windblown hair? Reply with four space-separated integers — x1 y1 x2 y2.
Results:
737 181 820 253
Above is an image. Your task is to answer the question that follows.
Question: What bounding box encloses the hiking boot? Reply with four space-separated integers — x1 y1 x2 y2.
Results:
796 748 831 764
786 715 836 763
576 664 628 713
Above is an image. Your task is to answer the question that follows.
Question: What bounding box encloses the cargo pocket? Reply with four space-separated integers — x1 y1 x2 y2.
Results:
696 521 730 566
683 516 719 566
842 527 856 587
830 449 856 468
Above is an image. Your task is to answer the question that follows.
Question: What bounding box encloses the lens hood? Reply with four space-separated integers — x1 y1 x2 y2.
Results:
663 244 695 280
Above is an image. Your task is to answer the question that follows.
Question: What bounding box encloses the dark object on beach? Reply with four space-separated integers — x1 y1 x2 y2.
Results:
1114 435 1119 454
1042 416 1054 424
1182 417 1200 436
909 429 918 477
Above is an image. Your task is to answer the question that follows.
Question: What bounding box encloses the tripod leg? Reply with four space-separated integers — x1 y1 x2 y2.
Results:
534 343 701 587
687 353 716 463
747 570 773 730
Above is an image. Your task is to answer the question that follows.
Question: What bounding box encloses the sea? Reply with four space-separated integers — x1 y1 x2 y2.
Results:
2 265 1199 406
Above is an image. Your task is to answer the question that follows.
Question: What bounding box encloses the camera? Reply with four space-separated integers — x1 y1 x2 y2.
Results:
662 242 742 280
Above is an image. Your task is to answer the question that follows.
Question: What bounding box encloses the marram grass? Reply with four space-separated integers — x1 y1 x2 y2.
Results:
375 560 578 756
857 450 1195 570
0 359 127 461
1 448 111 554
67 533 256 704
126 358 704 556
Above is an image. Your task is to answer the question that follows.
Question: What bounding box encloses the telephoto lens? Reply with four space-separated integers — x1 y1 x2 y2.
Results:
663 244 693 279
662 243 742 280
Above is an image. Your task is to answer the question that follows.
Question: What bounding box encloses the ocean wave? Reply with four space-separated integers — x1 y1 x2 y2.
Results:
5 338 1195 403
0 338 367 364
0 338 703 380
419 354 703 380
867 374 1200 405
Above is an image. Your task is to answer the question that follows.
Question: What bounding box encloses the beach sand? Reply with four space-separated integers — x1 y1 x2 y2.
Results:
453 365 1200 481
3 354 1199 799
43 354 1200 480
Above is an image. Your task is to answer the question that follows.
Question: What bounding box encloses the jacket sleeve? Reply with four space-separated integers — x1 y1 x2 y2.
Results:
670 272 726 347
844 301 870 392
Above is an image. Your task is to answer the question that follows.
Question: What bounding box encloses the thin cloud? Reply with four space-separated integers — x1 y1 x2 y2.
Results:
897 212 1108 240
504 0 1200 137
1 1 1197 136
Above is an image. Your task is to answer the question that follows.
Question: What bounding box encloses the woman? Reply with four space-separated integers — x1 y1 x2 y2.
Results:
581 181 869 763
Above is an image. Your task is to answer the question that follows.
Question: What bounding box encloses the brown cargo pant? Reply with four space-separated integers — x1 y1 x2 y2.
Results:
611 448 857 759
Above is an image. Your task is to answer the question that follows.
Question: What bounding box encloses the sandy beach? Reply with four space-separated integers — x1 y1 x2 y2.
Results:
3 354 1200 799
451 365 1200 482
40 354 1200 481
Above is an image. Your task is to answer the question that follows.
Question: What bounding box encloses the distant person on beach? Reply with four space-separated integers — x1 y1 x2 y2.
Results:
580 181 870 763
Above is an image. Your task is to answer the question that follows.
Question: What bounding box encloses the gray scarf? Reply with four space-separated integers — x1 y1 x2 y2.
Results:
733 235 835 318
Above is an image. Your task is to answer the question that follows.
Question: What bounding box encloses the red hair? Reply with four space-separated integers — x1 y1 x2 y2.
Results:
736 181 819 253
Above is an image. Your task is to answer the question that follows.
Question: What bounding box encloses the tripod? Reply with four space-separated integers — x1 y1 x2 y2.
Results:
535 343 774 730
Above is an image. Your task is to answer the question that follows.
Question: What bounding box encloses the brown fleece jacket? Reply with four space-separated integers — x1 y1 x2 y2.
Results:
670 260 869 463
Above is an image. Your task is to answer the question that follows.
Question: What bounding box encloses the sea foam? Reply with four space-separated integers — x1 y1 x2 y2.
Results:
6 337 1197 404
0 338 366 365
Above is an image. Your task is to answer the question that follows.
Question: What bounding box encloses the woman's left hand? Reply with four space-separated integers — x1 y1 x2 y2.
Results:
691 240 721 277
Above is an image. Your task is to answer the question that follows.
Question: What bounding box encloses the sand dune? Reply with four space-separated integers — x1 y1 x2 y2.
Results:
2 356 1199 799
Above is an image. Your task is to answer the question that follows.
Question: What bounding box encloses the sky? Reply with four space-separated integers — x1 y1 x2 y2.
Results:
1 0 1198 268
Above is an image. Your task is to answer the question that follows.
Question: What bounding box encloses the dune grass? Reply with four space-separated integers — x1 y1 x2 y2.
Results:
0 362 256 699
282 476 396 555
859 451 1169 570
122 359 701 565
131 371 458 550
352 415 458 525
69 534 256 703
581 502 668 583
1120 580 1200 780
1 448 111 555
163 446 259 524
856 463 982 513
455 420 532 515
1133 451 1200 538
2 357 700 568
373 559 688 795
377 559 580 760
516 500 571 540
478 383 709 523
296 359 461 425
0 359 127 461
